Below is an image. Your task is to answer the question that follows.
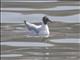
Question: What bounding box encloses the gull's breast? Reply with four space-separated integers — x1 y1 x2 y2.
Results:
38 25 50 37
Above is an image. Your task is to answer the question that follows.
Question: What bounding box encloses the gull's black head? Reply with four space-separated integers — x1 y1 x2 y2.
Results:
42 16 53 24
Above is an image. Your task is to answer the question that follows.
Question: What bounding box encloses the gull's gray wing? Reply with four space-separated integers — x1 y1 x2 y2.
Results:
24 22 41 34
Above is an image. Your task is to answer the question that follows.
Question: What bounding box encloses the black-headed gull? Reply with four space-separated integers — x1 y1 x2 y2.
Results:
24 16 53 37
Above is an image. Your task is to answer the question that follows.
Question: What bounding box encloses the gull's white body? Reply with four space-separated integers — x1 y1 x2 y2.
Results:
25 22 50 37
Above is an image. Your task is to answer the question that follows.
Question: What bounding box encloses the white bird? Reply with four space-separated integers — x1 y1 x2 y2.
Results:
24 16 53 38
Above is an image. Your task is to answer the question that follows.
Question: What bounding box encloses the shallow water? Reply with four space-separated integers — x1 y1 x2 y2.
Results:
1 54 23 58
1 1 80 60
1 37 80 60
1 21 80 60
50 38 80 43
1 42 54 47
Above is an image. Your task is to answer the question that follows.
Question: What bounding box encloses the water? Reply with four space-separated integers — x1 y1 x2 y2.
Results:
1 38 80 60
50 38 80 43
1 22 80 59
1 54 23 58
1 42 54 47
1 1 80 60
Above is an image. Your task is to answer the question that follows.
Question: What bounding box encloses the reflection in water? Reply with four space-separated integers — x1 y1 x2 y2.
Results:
50 38 80 43
1 54 23 57
1 1 80 60
1 6 80 23
1 42 54 47
1 38 79 60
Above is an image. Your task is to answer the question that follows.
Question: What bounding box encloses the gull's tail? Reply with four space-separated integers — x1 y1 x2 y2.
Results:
24 20 38 31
